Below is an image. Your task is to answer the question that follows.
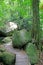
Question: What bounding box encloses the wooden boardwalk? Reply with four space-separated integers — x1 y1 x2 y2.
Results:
3 42 31 65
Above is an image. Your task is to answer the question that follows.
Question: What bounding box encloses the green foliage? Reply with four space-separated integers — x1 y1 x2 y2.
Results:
0 47 5 52
39 1 43 39
0 0 32 25
25 43 39 64
2 37 11 43
2 52 16 65
0 52 3 62
0 47 16 65
6 30 14 36
0 47 6 62
12 29 31 48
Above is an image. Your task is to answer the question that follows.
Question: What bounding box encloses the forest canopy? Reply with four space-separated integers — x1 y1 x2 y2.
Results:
0 0 43 37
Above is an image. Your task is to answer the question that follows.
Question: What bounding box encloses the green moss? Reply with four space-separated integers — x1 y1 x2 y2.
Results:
6 30 14 36
0 47 5 52
0 47 6 62
12 29 31 48
2 37 11 43
0 48 16 65
2 52 16 65
25 43 39 64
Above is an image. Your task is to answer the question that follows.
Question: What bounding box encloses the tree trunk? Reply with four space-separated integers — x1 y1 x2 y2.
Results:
32 0 40 49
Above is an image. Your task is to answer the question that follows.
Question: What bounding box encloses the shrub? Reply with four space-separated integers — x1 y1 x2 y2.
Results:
12 29 31 48
0 52 3 62
2 52 16 65
0 47 6 62
25 43 39 64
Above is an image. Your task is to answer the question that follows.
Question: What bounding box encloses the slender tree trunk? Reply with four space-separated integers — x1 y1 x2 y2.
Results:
32 0 40 48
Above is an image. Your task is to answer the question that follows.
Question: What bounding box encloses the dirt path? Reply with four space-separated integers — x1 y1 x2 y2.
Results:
3 42 31 65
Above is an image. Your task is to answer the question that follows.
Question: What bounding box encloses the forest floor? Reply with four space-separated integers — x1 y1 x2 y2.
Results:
0 42 43 65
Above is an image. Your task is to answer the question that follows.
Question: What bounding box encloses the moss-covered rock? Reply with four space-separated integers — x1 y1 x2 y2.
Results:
25 43 39 64
0 25 14 37
2 52 16 65
12 29 31 48
2 37 11 43
0 47 6 62
0 47 16 65
0 47 5 52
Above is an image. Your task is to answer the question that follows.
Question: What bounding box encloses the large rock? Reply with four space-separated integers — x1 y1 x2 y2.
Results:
25 43 39 64
2 52 16 65
0 22 18 36
5 22 17 32
4 22 17 34
0 47 5 52
12 29 31 48
2 37 11 43
0 47 6 62
0 47 16 65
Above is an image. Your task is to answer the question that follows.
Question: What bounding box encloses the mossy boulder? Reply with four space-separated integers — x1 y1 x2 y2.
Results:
0 47 5 52
25 43 39 64
0 47 16 65
2 52 16 65
12 29 31 48
2 37 11 43
0 25 14 37
0 47 6 62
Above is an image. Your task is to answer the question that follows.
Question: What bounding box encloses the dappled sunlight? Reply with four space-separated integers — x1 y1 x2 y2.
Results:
9 22 18 30
5 22 18 32
40 0 43 4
